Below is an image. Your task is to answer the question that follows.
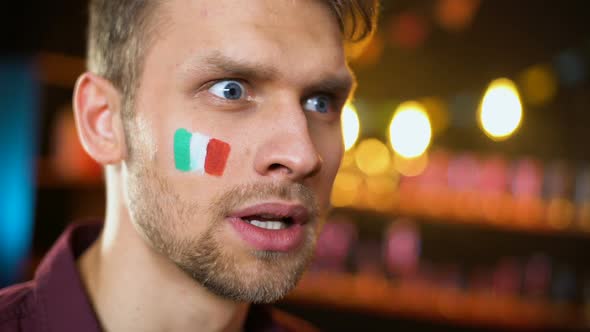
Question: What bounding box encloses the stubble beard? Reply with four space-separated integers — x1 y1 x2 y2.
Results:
124 131 321 303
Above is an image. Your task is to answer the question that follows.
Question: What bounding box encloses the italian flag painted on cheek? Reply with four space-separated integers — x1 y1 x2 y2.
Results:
174 128 231 176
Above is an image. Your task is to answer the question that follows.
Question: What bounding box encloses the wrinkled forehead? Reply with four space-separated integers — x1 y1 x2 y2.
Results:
148 0 350 84
162 0 344 40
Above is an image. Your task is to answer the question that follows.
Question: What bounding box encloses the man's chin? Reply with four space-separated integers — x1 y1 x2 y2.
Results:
174 242 313 303
186 264 307 303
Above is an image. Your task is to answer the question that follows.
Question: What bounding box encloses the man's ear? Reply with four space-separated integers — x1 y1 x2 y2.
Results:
72 72 127 165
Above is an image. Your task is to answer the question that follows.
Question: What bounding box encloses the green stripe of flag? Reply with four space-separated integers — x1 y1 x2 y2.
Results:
174 128 192 172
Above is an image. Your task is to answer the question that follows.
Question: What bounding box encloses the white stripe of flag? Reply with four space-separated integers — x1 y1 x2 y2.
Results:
189 131 210 174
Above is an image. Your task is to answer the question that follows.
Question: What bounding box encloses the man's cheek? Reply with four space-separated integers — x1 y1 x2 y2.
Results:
174 128 231 177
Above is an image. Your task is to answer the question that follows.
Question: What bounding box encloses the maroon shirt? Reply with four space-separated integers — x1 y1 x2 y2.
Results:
0 222 318 332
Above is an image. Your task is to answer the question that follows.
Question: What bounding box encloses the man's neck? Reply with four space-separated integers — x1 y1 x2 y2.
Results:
77 196 249 332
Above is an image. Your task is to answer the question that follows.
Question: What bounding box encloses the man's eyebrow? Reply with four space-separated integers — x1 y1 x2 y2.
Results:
192 52 279 80
304 73 356 99
182 52 356 96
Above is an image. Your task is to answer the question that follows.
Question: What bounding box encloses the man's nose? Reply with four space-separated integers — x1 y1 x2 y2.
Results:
253 105 323 182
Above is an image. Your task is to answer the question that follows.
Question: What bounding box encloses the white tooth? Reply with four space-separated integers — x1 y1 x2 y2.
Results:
249 220 286 230
251 220 264 228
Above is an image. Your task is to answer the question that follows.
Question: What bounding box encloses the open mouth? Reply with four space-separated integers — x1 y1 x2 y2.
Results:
229 202 309 230
241 215 295 230
228 202 310 251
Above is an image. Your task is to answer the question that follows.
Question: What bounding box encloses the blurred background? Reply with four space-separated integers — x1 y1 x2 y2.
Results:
2 0 590 331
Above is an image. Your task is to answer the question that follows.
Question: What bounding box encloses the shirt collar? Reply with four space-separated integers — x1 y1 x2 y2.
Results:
32 221 287 332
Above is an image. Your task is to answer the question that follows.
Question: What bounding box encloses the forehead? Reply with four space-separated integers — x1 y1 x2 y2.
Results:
148 0 349 84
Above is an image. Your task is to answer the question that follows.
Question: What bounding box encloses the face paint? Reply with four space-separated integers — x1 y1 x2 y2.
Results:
174 128 231 176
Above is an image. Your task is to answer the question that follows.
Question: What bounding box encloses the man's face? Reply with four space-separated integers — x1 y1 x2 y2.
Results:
123 0 351 303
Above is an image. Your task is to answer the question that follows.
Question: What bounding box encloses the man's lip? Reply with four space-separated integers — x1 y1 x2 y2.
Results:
228 202 310 225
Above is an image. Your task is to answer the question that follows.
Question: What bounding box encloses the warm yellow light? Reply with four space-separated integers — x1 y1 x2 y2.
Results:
340 148 356 168
479 78 523 141
365 176 398 211
394 153 429 177
389 101 432 158
341 103 360 151
331 171 363 207
355 138 391 176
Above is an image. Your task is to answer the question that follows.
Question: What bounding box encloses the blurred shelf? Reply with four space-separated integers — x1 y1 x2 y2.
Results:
333 191 590 239
393 192 584 236
336 207 590 243
284 272 585 330
36 158 590 239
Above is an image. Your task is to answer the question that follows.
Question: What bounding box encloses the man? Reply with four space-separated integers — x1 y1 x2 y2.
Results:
0 0 378 331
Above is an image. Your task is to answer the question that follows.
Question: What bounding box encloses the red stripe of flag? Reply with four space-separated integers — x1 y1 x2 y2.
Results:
205 138 231 176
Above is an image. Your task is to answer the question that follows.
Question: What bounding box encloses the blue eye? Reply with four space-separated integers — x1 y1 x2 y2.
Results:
209 80 245 100
303 95 331 113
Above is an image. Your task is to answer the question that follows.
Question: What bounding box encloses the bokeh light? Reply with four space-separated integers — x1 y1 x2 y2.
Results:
365 175 399 211
341 103 361 151
331 171 363 207
512 158 543 198
394 152 429 177
389 101 432 158
518 64 558 106
390 12 429 50
448 153 480 190
478 155 509 193
435 0 481 32
546 198 575 229
355 138 391 176
366 175 398 196
340 147 356 168
478 78 523 141
384 219 421 277
312 218 358 272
